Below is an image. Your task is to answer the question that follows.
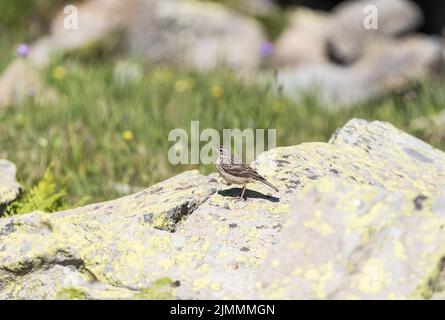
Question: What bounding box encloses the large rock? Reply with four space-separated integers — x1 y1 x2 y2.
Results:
255 177 445 299
0 160 21 215
0 166 292 299
126 0 266 71
327 0 423 65
254 118 445 299
1 119 445 299
24 0 266 71
272 8 330 67
274 35 443 107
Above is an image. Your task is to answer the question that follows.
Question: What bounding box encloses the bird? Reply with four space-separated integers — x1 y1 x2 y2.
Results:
214 146 278 200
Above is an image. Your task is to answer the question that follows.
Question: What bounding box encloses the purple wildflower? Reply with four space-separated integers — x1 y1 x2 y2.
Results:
260 41 274 57
16 43 30 58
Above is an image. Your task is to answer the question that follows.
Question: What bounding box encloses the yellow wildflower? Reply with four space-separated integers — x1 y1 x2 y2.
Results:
122 130 134 141
175 78 195 92
52 66 67 80
211 85 223 98
272 100 285 112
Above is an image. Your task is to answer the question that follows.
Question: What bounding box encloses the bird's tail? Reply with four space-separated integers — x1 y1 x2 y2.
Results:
260 179 279 192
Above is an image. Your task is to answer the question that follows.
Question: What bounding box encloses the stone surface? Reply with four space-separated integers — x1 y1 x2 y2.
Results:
0 160 21 214
1 119 445 299
327 0 423 64
255 177 445 299
0 161 291 299
272 8 330 67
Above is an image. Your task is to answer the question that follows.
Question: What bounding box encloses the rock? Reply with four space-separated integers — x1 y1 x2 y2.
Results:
255 177 445 299
0 160 21 215
126 0 266 71
48 0 127 54
13 0 266 72
327 0 423 65
272 8 330 67
0 60 59 108
274 35 443 107
1 119 445 299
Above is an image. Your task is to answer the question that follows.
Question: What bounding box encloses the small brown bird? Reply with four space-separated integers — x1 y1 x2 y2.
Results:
215 146 278 200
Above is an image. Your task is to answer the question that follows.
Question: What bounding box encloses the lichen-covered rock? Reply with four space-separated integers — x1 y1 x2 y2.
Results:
1 119 445 299
329 118 445 195
0 160 21 214
254 177 445 299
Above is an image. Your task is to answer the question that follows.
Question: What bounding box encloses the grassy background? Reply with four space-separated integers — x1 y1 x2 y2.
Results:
1 1 445 205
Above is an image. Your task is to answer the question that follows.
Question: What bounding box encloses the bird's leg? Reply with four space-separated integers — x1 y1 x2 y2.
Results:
239 185 247 201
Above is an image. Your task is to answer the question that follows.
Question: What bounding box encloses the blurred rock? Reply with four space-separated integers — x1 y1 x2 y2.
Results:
0 59 59 108
0 160 21 215
273 35 443 107
49 0 127 54
21 0 266 72
272 8 330 67
327 0 423 65
126 0 266 71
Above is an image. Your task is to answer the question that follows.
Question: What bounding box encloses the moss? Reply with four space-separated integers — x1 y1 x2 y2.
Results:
133 277 175 300
55 287 87 300
150 214 176 232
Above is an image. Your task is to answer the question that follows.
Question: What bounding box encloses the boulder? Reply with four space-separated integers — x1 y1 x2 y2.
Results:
273 35 443 107
272 8 330 67
0 166 292 299
19 0 266 72
126 0 266 71
1 119 445 299
0 160 21 215
326 0 423 65
255 177 445 299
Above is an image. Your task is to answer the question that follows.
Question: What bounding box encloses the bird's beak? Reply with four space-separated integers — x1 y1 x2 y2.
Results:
212 147 219 153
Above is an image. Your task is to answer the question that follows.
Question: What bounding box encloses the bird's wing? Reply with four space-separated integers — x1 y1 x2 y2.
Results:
220 163 267 182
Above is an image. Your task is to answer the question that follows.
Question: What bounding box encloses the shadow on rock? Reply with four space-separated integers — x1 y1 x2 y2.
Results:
218 188 280 203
